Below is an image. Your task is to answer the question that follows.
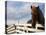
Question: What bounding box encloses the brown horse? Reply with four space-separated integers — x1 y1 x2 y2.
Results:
31 5 45 28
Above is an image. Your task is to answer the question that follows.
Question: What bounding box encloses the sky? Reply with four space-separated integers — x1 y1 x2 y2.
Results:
6 1 45 25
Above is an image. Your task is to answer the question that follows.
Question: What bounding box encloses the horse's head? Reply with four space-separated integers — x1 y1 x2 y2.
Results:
31 4 39 15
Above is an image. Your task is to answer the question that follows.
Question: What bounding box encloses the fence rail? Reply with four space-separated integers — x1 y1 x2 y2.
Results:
6 23 45 34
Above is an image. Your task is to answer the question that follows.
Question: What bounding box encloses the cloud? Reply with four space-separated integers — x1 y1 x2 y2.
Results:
7 2 32 20
7 2 31 13
7 2 44 21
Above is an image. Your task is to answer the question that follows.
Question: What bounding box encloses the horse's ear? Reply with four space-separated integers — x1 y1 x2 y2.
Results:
36 6 39 9
31 6 32 9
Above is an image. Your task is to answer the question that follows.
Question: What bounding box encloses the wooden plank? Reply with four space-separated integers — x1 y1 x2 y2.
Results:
36 24 43 27
7 27 15 32
15 23 32 26
7 25 14 29
7 29 16 34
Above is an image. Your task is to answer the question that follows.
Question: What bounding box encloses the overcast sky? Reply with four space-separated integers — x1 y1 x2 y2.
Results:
6 1 45 25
